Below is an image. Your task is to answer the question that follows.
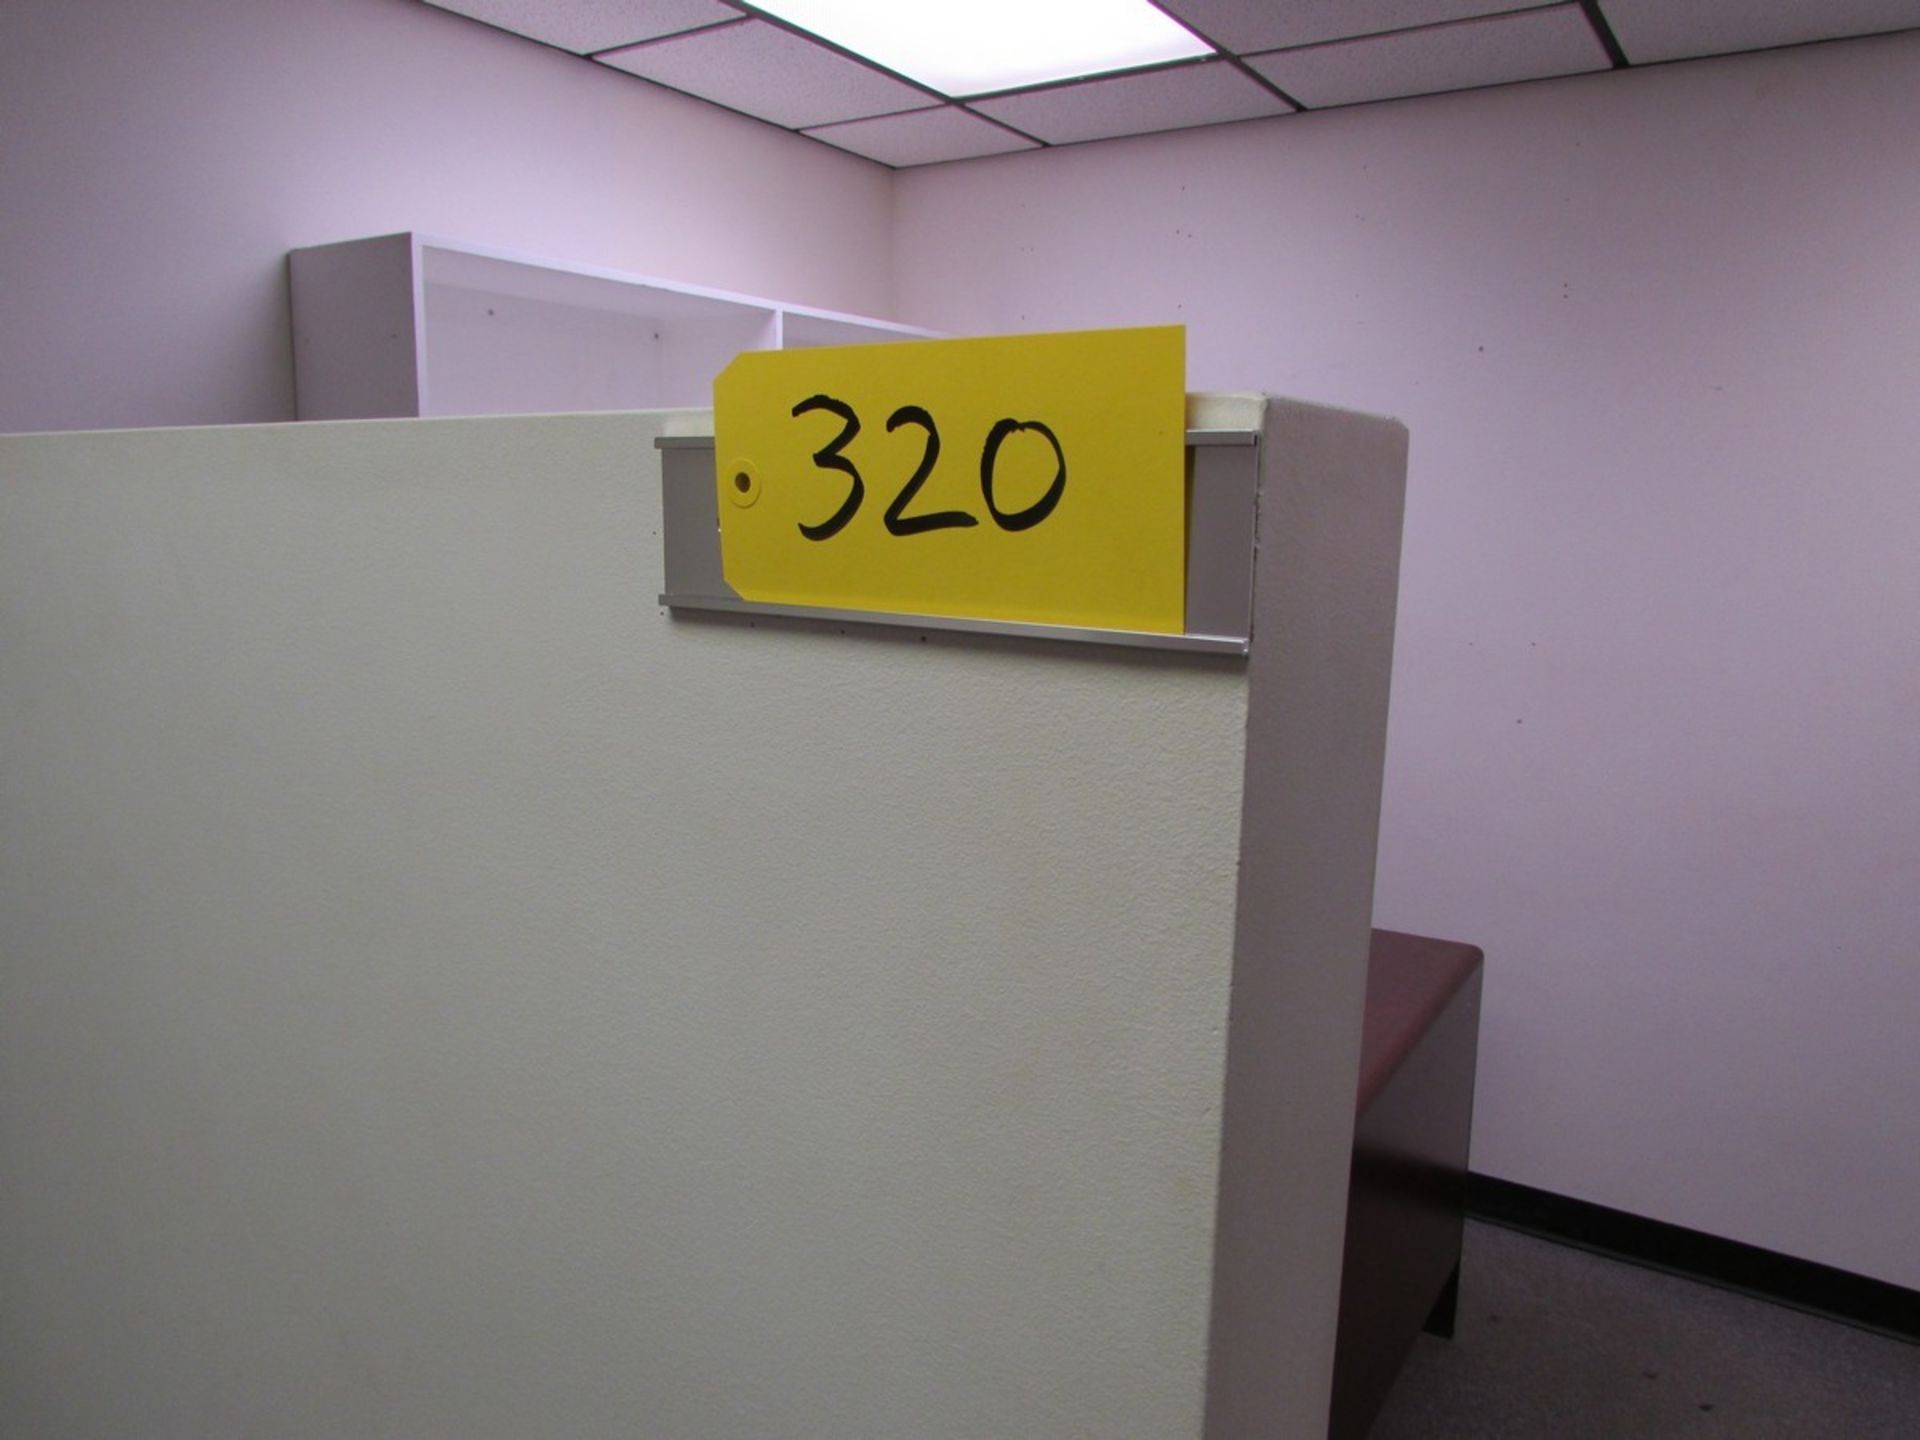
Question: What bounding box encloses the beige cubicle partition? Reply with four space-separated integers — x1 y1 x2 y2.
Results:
0 400 1404 1438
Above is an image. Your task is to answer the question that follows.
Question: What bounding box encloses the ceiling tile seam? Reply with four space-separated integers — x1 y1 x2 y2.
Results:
725 2 952 108
807 138 895 168
967 104 1299 162
949 102 1049 150
796 101 959 135
787 104 1045 157
960 52 1232 104
1138 3 1304 109
415 1 673 63
581 68 897 154
1211 51 1306 111
416 2 764 63
585 16 750 61
1576 0 1631 68
1607 21 1920 73
1279 60 1612 116
1239 1 1582 61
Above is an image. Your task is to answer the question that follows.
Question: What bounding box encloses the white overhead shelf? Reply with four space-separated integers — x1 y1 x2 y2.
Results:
288 232 932 420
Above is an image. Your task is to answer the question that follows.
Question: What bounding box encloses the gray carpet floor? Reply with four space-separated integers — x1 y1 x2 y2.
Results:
1367 1222 1919 1438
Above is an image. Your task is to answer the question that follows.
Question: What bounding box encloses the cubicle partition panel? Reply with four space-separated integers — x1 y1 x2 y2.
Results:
0 400 1404 1438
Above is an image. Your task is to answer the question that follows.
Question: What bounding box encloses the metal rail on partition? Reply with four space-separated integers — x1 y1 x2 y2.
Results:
656 431 1260 656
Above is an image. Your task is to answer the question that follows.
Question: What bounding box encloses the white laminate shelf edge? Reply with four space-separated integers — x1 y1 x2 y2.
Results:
288 232 935 422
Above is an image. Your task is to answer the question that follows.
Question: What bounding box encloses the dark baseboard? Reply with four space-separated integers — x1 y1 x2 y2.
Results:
1466 1173 1919 1343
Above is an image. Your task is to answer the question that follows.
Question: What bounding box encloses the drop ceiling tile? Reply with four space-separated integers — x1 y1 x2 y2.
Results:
804 106 1039 168
1156 0 1532 55
969 61 1293 146
596 19 931 128
1598 0 1920 64
422 0 741 55
1248 6 1609 108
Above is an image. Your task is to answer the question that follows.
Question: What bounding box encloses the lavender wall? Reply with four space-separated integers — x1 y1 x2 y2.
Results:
5 0 1915 1292
0 0 892 434
893 34 1920 1288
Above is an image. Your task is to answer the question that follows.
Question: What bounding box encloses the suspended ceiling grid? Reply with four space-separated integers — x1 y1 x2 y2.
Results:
419 1 1920 167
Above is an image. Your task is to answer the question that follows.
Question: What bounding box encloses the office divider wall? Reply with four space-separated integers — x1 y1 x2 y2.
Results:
0 401 1404 1438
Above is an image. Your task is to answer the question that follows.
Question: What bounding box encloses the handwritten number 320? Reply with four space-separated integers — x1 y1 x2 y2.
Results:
789 394 1065 541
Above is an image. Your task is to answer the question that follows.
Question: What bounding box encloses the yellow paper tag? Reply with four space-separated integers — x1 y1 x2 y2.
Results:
712 326 1186 633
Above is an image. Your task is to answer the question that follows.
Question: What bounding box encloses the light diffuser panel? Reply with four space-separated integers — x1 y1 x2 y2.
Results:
748 0 1215 96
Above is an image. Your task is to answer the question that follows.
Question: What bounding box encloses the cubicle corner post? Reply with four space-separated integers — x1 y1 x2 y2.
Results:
1203 398 1411 1440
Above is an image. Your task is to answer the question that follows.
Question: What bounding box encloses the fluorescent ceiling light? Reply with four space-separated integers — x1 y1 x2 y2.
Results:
748 0 1213 97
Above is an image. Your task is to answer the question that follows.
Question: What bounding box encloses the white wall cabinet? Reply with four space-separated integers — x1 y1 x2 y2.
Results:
289 233 932 420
